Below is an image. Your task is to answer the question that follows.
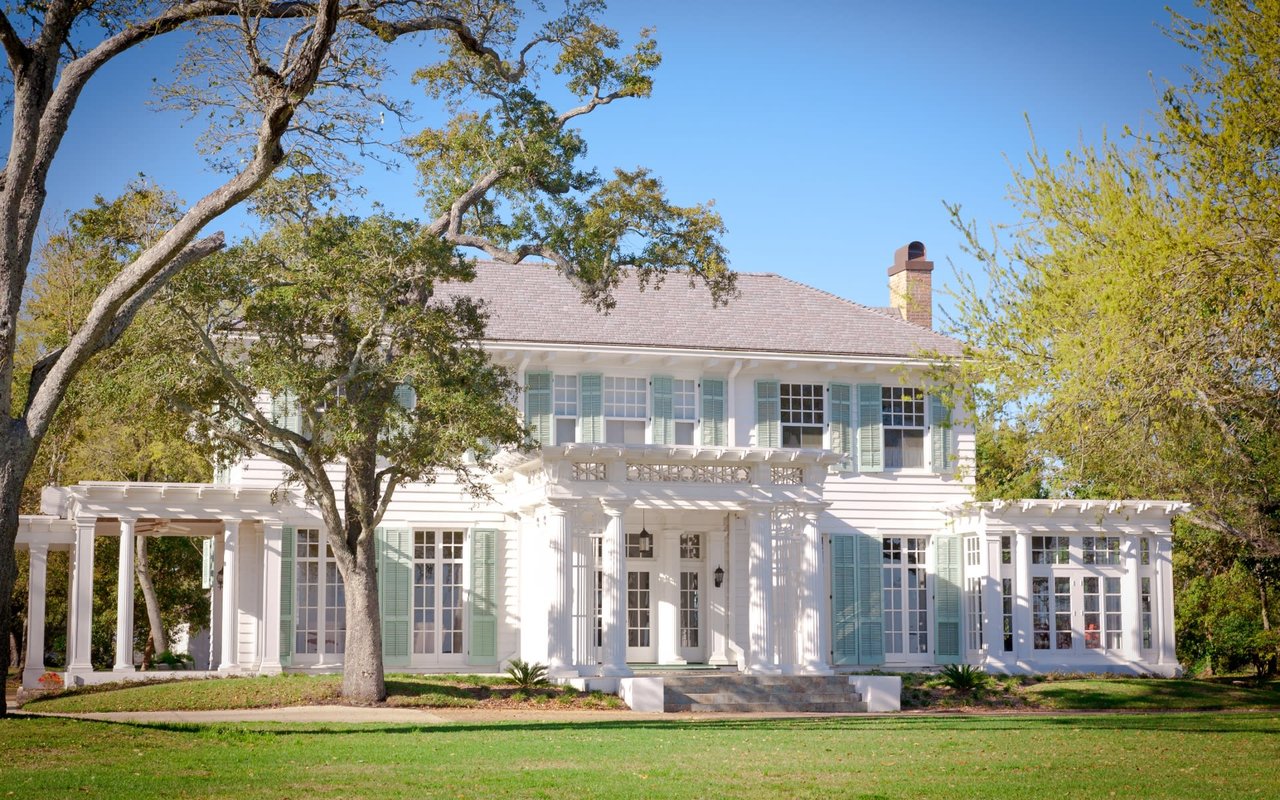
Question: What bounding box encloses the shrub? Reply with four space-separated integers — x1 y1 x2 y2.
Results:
938 664 990 694
504 659 552 691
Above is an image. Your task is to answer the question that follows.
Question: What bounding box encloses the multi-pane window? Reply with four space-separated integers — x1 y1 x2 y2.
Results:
1000 536 1012 565
553 375 578 445
604 376 646 444
626 531 654 559
679 571 700 648
1031 536 1070 565
1001 577 1014 652
1082 536 1121 565
679 533 701 559
1032 576 1072 650
966 576 984 652
627 571 651 647
1140 537 1151 566
965 536 981 567
1083 576 1123 651
294 528 344 657
882 387 925 468
780 383 824 448
673 379 697 445
882 537 928 655
1141 577 1153 649
412 530 466 656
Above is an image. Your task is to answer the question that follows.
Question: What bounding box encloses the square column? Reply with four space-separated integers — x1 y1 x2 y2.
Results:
219 519 241 672
545 502 579 677
260 521 284 673
796 507 831 674
706 525 732 665
113 517 138 672
22 543 49 688
745 504 780 674
1012 532 1031 664
1154 536 1178 667
657 528 686 665
599 499 633 677
66 518 97 676
1121 534 1143 661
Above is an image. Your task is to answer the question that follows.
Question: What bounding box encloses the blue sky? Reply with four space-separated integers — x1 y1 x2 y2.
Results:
34 1 1193 328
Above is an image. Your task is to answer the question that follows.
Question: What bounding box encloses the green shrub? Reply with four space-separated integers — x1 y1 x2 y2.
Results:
504 659 551 691
938 664 990 693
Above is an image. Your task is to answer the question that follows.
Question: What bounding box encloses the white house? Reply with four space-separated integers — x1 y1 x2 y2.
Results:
15 242 1183 693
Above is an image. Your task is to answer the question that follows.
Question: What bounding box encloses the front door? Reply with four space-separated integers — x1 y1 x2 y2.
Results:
626 569 655 662
882 536 931 664
677 532 704 663
410 529 467 666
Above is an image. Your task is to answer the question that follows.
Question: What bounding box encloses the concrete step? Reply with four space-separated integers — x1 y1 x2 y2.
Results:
662 675 868 713
668 701 869 714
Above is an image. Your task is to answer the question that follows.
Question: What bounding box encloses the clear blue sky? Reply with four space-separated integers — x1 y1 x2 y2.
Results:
33 0 1194 328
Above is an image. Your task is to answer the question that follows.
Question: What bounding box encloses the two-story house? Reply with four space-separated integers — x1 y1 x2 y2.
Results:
16 242 1182 692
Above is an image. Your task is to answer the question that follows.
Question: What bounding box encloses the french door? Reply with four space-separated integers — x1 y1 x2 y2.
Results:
411 530 467 665
293 528 345 665
882 536 930 663
677 532 704 663
626 570 655 662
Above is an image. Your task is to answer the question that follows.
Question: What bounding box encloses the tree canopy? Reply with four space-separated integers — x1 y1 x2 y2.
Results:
945 0 1280 555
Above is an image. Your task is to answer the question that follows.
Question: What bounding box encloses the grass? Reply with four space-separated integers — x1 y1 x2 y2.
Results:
2 712 1278 798
23 673 626 714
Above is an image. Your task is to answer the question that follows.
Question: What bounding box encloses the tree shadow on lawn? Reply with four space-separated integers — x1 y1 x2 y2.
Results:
1030 680 1280 711
32 711 1280 739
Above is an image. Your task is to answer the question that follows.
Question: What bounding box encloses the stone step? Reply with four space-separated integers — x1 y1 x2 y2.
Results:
669 691 857 705
662 675 869 713
669 701 869 714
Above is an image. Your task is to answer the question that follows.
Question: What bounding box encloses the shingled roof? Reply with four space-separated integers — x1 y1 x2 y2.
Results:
449 262 964 359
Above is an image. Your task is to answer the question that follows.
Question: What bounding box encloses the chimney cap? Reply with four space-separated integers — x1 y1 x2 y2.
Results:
888 240 933 276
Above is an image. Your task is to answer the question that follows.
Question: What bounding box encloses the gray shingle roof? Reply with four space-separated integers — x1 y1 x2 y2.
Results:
447 262 963 359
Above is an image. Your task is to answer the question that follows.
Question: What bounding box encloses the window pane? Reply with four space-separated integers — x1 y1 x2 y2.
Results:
603 376 647 418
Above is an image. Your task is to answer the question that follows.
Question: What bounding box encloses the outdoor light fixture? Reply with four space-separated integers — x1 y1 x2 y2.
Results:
638 510 653 552
714 565 725 588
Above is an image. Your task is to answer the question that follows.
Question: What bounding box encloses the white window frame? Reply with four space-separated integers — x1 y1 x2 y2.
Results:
553 374 578 445
411 529 468 664
672 378 697 445
881 386 925 469
293 528 345 664
780 382 825 448
604 376 647 444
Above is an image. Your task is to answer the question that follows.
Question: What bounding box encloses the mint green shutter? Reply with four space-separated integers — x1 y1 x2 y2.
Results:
831 535 859 665
279 526 296 666
756 380 780 448
855 531 884 664
525 372 552 446
378 526 412 667
934 535 962 664
700 378 726 446
651 375 674 444
579 373 604 444
272 391 302 434
470 528 498 664
857 384 883 472
830 383 853 463
929 395 954 473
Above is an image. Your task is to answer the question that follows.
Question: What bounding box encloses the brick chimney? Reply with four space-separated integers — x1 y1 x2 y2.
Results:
888 241 933 328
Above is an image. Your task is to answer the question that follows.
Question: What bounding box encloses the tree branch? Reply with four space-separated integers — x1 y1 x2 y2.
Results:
0 9 30 68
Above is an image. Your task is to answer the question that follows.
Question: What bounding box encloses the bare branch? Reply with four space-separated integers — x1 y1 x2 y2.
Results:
0 9 30 67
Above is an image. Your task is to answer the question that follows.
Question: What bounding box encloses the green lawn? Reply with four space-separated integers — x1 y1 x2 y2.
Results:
2 713 1278 798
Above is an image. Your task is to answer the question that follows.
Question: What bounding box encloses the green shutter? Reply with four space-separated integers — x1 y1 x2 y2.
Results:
651 375 674 444
934 534 962 664
756 380 780 448
279 526 296 666
525 372 552 446
831 535 859 666
470 528 498 664
929 394 954 473
830 383 853 464
857 384 883 472
700 378 726 446
271 391 302 434
579 373 603 443
378 526 412 667
855 531 884 665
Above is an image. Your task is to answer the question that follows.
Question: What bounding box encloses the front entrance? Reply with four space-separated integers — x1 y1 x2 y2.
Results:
410 529 467 666
882 536 931 664
626 569 655 661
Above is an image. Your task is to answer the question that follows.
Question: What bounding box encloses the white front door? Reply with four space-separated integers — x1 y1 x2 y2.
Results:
882 536 931 664
677 533 704 663
626 569 655 662
410 530 467 666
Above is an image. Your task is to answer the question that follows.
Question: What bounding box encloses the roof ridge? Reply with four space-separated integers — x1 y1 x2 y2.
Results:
766 272 960 343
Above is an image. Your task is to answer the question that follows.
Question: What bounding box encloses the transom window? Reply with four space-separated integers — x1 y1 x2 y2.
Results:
604 376 646 444
553 375 578 445
1031 535 1070 565
1082 536 1121 565
673 379 697 445
780 383 824 448
679 533 702 560
626 531 654 559
964 536 980 567
882 387 925 468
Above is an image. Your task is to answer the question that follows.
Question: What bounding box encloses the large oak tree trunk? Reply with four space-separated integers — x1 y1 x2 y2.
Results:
340 542 384 704
0 433 35 715
134 536 167 656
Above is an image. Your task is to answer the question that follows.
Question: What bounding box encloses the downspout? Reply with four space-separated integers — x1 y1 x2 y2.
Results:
726 359 743 447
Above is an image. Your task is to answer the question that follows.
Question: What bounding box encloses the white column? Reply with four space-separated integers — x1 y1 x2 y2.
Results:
1155 535 1178 668
22 543 49 688
599 499 633 677
797 507 831 674
1013 531 1031 664
66 518 96 676
260 521 284 673
1121 534 1142 662
707 524 732 665
219 519 241 672
113 517 138 672
981 535 1003 665
546 502 578 677
657 528 685 665
745 503 779 674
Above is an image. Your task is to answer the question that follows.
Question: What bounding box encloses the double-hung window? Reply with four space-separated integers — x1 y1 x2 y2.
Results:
780 383 824 447
604 377 647 444
553 375 578 445
672 379 697 445
882 387 925 468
